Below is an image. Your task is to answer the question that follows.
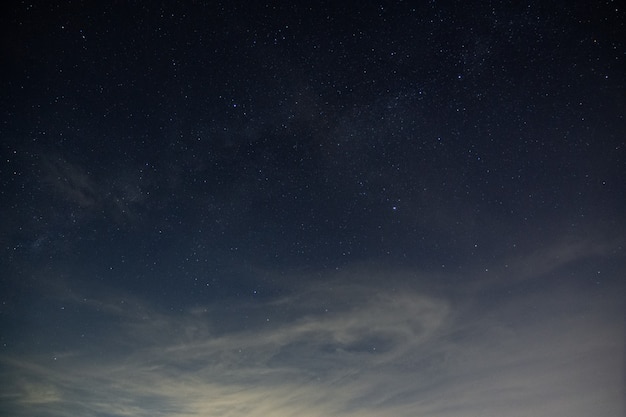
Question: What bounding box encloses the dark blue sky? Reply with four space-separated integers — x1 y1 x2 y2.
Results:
1 1 624 416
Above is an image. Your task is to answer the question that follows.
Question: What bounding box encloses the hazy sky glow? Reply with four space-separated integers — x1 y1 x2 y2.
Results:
3 243 623 416
1 1 624 416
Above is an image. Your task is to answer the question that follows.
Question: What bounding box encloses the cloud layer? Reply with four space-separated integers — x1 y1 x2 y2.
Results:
1 254 623 417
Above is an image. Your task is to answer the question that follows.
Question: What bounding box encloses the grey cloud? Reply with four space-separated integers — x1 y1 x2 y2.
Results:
0 234 624 417
486 237 617 284
1 252 623 417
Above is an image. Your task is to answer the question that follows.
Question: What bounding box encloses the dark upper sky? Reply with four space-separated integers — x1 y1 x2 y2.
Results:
1 1 624 416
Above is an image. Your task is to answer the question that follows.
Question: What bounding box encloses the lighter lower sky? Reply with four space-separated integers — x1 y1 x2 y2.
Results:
2 238 623 417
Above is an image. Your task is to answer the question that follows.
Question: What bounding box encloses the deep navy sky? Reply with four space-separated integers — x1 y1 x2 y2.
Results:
1 1 625 416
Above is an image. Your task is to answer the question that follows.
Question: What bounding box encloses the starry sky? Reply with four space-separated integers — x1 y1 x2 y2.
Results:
1 1 625 416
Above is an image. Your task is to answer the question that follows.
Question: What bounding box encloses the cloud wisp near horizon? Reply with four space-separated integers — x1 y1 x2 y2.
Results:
1 241 623 417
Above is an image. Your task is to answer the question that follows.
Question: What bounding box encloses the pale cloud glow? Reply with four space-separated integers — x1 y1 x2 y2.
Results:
1 246 623 417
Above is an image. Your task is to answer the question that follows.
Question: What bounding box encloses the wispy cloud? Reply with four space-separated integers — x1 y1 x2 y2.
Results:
39 154 147 223
1 242 624 416
42 155 100 208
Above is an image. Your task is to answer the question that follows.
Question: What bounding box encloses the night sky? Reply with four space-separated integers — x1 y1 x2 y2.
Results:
1 1 625 416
